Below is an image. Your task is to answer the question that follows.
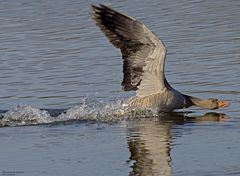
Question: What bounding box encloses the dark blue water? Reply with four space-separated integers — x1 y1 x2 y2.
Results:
0 0 239 175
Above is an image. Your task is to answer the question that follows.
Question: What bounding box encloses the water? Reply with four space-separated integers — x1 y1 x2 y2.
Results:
0 0 239 175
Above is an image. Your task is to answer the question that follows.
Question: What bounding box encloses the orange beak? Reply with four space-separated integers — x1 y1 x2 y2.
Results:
218 100 230 108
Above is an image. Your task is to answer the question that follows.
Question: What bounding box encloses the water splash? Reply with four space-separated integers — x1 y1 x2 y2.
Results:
0 96 130 127
56 98 127 122
0 104 51 127
0 95 178 127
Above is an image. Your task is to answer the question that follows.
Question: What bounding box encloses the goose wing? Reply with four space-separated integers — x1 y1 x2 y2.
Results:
91 4 167 97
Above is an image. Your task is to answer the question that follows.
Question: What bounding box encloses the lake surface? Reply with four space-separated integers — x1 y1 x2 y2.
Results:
0 0 239 175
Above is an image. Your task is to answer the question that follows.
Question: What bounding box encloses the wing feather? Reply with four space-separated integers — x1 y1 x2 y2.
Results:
91 4 167 97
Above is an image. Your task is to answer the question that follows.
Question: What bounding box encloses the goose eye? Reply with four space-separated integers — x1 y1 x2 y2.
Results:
211 99 218 103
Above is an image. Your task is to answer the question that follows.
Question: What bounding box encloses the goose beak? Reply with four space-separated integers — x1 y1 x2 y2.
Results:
218 100 230 108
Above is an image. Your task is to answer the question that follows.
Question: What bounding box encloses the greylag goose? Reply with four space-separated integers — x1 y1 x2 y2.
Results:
91 4 229 112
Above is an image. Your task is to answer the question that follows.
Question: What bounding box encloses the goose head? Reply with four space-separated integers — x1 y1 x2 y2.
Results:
187 96 230 110
205 98 230 109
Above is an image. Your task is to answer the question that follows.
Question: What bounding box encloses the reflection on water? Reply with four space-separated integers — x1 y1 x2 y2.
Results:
127 112 227 176
128 122 171 176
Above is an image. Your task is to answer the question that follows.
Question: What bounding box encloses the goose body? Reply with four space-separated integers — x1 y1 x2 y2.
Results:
91 5 229 112
128 88 187 112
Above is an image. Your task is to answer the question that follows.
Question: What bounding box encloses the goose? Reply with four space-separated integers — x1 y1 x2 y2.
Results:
91 4 229 112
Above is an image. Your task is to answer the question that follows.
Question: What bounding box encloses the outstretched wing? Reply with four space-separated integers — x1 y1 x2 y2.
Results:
91 4 167 97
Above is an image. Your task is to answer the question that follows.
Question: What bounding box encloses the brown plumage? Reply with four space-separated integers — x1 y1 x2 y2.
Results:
91 4 229 112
